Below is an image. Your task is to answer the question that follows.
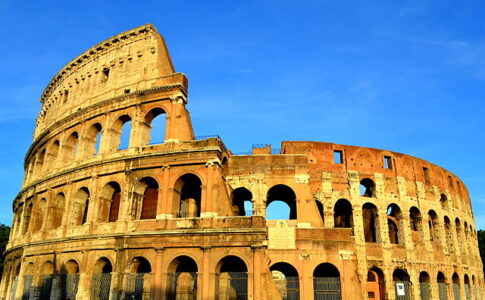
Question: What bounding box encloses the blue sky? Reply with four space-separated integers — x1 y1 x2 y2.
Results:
0 1 484 227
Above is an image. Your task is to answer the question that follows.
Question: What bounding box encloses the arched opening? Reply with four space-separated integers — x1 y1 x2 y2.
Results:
48 193 65 229
419 271 431 300
114 115 132 150
22 202 33 234
36 149 46 177
367 267 385 300
40 261 55 299
464 274 471 300
313 263 341 300
387 204 402 244
136 177 159 220
125 257 152 300
70 187 90 226
428 210 440 242
8 264 21 300
231 187 253 216
32 198 47 232
452 273 460 300
360 178 376 197
455 219 465 255
58 260 80 300
46 140 60 168
363 203 379 243
266 185 297 220
440 194 448 210
270 262 300 300
27 156 36 183
145 108 166 145
333 199 353 229
437 272 447 300
167 256 198 300
91 257 113 300
316 201 325 225
85 123 103 156
99 182 122 223
64 132 79 161
444 216 455 254
174 174 202 218
22 263 35 300
216 256 248 300
393 269 411 300
409 207 423 233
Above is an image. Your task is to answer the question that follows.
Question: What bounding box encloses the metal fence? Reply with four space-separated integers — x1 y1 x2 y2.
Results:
22 275 33 300
420 283 431 300
313 277 341 300
40 275 54 300
273 277 299 300
216 272 248 300
167 272 197 300
124 273 148 300
395 281 412 300
438 283 448 300
453 284 460 300
10 276 18 300
465 284 471 300
90 273 112 300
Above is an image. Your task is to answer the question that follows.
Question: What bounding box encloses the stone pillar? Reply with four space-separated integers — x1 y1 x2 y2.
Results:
201 247 212 300
252 246 262 300
153 249 164 300
158 166 171 218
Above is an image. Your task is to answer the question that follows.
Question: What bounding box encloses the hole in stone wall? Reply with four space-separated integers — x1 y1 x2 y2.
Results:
333 150 343 164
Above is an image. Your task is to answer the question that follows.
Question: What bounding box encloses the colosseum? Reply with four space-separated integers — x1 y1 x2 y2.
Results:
0 24 483 300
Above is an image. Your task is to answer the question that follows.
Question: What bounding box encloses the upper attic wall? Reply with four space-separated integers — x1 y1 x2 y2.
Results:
34 24 176 139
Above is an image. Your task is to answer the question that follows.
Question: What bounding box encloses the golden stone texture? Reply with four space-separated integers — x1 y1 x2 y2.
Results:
0 24 483 300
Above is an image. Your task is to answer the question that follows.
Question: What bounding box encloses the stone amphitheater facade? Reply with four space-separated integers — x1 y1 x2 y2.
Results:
0 24 483 300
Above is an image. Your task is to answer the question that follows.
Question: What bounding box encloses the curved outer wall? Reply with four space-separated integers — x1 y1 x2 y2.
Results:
1 24 483 300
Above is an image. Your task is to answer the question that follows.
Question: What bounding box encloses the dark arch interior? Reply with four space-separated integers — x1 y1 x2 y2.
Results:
133 257 151 273
392 269 410 281
177 174 202 218
360 178 375 197
363 203 378 243
313 263 340 277
270 262 299 277
232 187 252 216
173 256 198 273
437 272 446 283
334 199 353 228
219 256 248 273
419 272 430 283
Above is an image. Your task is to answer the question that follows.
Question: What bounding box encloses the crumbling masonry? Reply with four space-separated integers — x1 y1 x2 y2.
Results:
0 24 483 300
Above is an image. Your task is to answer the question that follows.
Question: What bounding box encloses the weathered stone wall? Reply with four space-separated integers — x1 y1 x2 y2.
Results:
1 24 482 300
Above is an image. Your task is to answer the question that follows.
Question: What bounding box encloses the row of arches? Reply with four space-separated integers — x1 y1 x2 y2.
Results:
7 257 345 300
26 107 168 184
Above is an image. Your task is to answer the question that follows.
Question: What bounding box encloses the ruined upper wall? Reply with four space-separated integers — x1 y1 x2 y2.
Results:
34 24 176 139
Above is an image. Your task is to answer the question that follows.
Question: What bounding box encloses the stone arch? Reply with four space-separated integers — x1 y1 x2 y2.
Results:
22 262 35 300
464 274 471 299
124 257 152 299
393 269 411 300
216 256 248 300
173 173 202 218
84 123 103 156
99 181 122 222
428 210 440 242
70 187 90 226
387 204 403 244
437 272 447 300
46 140 61 168
22 201 33 234
360 178 376 197
40 261 55 299
63 131 79 162
440 194 448 210
363 202 380 243
419 271 431 299
31 198 47 232
144 107 167 145
167 256 199 300
444 216 455 254
455 218 465 255
231 187 253 216
409 206 423 235
313 263 341 300
48 192 66 229
35 149 47 177
334 199 353 229
367 267 385 300
91 257 113 300
134 177 159 220
452 272 460 299
270 262 300 300
112 114 132 150
266 184 297 220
